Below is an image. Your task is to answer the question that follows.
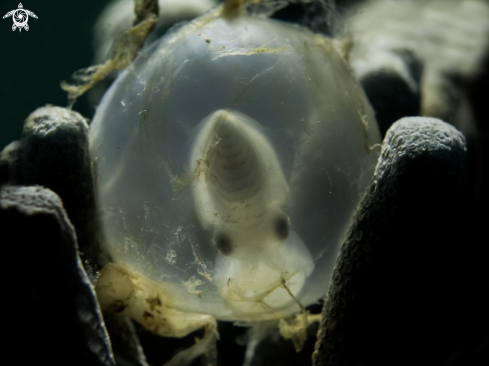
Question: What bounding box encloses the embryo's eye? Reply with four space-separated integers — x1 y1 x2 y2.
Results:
214 233 233 255
275 215 290 240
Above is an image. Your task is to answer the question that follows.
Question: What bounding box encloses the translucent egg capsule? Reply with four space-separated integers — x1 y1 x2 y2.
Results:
89 7 381 324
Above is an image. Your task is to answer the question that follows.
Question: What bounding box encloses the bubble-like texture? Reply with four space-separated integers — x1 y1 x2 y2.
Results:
89 11 381 321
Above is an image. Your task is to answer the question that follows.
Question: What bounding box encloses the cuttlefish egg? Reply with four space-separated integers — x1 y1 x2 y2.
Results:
190 109 314 309
89 9 381 321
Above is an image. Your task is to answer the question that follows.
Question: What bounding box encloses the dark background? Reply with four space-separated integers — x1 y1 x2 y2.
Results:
0 0 112 148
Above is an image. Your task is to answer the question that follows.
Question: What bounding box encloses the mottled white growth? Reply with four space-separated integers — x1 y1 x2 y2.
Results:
95 263 217 366
165 249 177 264
182 275 204 297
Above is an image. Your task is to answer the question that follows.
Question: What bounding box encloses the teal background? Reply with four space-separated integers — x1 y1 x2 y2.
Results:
0 0 110 149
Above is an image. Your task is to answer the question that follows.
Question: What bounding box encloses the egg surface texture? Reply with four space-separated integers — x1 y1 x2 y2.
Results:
89 12 381 322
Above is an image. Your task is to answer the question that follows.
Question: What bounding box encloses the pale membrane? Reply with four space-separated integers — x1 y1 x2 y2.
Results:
90 11 381 322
